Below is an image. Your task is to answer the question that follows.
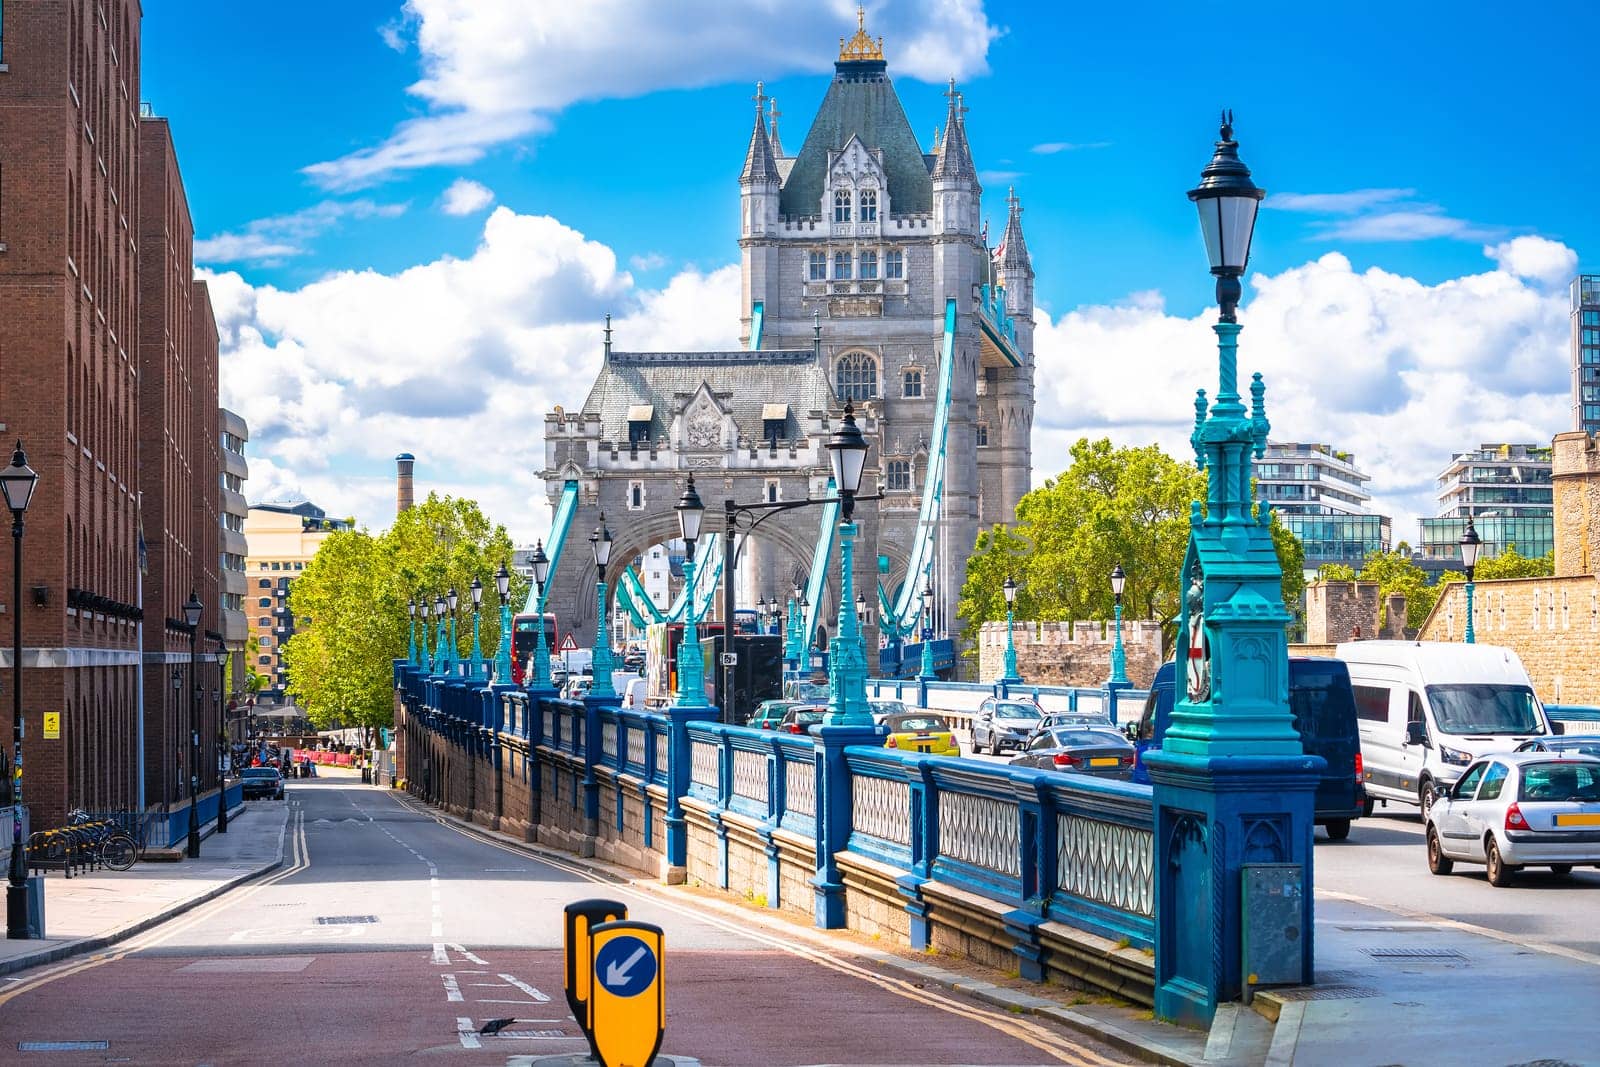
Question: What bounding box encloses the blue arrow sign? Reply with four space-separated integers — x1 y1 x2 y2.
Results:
594 934 657 998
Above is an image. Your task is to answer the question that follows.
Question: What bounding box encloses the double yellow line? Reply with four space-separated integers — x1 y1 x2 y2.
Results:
401 793 1122 1066
0 807 310 1008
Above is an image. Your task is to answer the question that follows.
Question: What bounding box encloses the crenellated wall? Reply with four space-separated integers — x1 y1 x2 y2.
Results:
975 619 1164 688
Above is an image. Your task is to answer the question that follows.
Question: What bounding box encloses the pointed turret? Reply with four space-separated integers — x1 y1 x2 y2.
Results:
740 82 780 185
931 80 979 236
767 98 785 158
998 187 1032 277
931 81 976 181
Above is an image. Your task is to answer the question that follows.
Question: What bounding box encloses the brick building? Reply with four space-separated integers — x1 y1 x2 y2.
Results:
0 3 221 829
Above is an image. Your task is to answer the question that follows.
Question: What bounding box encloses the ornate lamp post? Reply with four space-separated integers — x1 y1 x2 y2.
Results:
214 641 230 833
445 587 460 674
918 578 937 681
1 443 38 939
493 563 514 683
824 403 873 726
468 577 485 679
407 598 419 665
783 582 802 679
1460 517 1482 644
674 478 708 707
589 515 616 698
1001 576 1021 683
433 595 448 674
529 542 553 689
1107 563 1130 687
183 590 203 859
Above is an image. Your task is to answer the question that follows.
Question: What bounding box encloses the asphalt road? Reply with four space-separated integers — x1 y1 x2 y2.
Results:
0 781 1135 1066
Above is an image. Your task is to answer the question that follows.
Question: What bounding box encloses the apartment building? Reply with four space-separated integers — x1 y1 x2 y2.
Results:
243 502 348 704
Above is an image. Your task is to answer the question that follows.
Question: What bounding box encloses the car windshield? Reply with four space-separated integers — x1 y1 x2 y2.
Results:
1544 739 1600 757
1050 728 1123 748
888 715 947 732
243 768 277 779
792 710 826 724
993 704 1038 720
1426 685 1545 735
1517 761 1600 802
871 701 907 716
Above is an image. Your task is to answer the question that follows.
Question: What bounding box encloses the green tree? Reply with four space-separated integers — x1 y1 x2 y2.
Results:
1352 549 1437 631
282 493 526 732
1473 544 1554 580
957 438 1305 651
1269 512 1306 613
1316 563 1358 582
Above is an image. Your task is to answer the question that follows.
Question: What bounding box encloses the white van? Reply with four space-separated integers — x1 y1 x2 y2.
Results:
1335 641 1559 819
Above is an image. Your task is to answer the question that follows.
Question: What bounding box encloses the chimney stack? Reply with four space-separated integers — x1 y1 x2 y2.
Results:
396 452 415 514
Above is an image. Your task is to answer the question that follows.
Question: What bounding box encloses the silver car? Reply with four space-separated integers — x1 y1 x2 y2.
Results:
973 698 1043 756
1426 752 1600 886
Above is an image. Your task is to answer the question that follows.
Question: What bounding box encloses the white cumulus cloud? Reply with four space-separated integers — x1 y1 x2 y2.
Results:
308 0 999 189
440 177 495 215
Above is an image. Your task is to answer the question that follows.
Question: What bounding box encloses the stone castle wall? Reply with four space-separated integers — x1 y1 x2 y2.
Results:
1419 577 1600 704
976 619 1163 688
1304 581 1407 643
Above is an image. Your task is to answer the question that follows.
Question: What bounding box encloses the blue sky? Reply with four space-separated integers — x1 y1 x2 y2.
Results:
142 1 1596 543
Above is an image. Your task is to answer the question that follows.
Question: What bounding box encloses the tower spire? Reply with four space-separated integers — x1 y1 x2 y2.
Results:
767 98 784 158
999 186 1031 275
839 5 885 63
739 81 779 185
931 78 976 181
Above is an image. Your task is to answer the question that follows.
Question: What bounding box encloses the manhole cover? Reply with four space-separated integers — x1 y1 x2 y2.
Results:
1364 948 1466 961
315 915 378 925
1269 985 1382 1001
19 1042 110 1052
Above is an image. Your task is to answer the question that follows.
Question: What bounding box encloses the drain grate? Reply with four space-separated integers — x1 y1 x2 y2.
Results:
315 915 378 925
19 1042 110 1052
1364 947 1467 961
1268 985 1382 1002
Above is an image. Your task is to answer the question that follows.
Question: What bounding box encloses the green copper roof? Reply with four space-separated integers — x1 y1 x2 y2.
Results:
779 65 932 217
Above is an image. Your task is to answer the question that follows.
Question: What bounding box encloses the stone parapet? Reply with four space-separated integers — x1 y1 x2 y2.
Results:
975 619 1162 688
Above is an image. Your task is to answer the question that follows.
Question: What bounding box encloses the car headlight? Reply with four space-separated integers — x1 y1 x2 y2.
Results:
1438 745 1473 767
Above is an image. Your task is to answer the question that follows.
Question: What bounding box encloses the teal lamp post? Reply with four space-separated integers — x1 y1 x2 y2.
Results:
529 542 553 690
468 577 486 679
589 515 617 698
1460 517 1481 643
1143 114 1322 1025
675 477 709 707
783 582 802 680
918 578 937 681
1106 563 1130 687
407 598 419 665
432 595 448 674
492 563 514 683
1001 576 1021 684
445 587 460 674
824 403 874 727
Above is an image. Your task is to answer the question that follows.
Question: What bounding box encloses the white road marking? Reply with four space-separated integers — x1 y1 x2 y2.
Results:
455 1017 481 1050
441 974 463 1003
447 944 490 965
432 943 449 965
498 974 550 1002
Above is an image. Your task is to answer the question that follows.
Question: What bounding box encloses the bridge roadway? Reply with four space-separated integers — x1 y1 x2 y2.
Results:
0 780 1134 1066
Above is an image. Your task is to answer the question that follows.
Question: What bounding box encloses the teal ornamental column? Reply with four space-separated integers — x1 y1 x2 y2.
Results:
1106 563 1130 689
468 578 486 680
1145 115 1324 1026
432 595 448 675
492 563 514 683
445 587 460 674
588 516 616 698
1460 518 1481 643
664 477 719 882
407 598 419 665
528 542 553 690
1001 576 1021 684
917 577 937 682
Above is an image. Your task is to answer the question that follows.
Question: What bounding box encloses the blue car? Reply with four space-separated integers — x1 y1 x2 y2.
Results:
1130 658 1366 840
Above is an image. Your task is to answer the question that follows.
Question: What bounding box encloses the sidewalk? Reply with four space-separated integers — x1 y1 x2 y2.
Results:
0 799 288 977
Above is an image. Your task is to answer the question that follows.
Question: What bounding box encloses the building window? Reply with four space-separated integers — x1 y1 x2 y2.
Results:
259 636 272 648
628 480 645 511
859 250 878 280
258 616 270 626
766 478 781 503
975 422 990 447
258 578 270 588
833 251 852 280
833 190 851 223
808 251 826 281
628 419 650 446
835 352 877 401
903 368 923 398
885 249 903 279
258 655 272 665
886 459 912 492
859 189 877 222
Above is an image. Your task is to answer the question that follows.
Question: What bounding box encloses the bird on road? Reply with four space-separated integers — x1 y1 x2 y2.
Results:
479 1018 516 1035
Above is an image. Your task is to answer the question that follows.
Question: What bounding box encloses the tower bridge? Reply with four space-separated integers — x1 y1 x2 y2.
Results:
538 13 1036 662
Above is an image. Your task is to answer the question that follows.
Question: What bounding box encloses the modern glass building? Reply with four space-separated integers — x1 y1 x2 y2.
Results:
1278 513 1393 566
1256 442 1391 574
1434 443 1552 518
1574 275 1600 434
1418 514 1554 564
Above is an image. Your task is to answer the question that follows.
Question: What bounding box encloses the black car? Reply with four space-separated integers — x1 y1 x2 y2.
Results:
1010 726 1136 779
779 705 829 735
241 767 285 800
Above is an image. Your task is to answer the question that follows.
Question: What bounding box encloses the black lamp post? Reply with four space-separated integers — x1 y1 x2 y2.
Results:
214 641 230 833
674 477 709 707
183 590 203 858
1 442 38 939
1460 518 1482 644
590 515 616 698
823 403 873 725
1187 110 1267 323
529 542 551 688
1108 563 1130 687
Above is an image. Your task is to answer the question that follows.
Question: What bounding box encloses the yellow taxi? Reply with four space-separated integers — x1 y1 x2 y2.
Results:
882 713 960 757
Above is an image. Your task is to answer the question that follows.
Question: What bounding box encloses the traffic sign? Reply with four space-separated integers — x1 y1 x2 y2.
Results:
560 633 579 652
588 920 664 1067
563 898 627 1059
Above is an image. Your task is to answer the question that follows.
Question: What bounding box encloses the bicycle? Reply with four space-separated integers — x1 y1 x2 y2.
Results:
67 810 141 871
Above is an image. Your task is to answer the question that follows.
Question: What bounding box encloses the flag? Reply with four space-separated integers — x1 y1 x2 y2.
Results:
992 235 1006 262
980 218 989 245
136 521 149 575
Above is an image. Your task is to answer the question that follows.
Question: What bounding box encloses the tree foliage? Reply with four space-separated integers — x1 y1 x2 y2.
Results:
957 438 1306 651
1474 544 1554 580
1323 550 1438 632
283 493 527 731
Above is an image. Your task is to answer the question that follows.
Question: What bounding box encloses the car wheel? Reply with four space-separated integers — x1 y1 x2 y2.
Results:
1426 827 1453 875
1550 864 1574 877
1418 779 1436 822
1324 819 1351 842
1362 795 1375 819
989 736 1001 757
1485 837 1515 887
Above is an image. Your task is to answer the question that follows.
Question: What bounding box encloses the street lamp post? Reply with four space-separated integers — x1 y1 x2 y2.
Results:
433 595 447 674
824 403 873 727
1460 518 1481 644
1107 563 1130 687
529 542 552 689
1001 576 1021 683
589 516 616 698
493 563 514 683
468 577 485 679
918 578 937 681
1 443 38 939
445 587 460 675
675 479 709 707
407 598 418 665
214 641 230 833
183 590 203 859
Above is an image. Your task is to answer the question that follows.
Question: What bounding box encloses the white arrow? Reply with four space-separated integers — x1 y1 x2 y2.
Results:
603 945 650 988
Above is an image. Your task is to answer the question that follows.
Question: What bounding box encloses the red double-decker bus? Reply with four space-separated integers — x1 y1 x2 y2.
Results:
510 612 559 685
